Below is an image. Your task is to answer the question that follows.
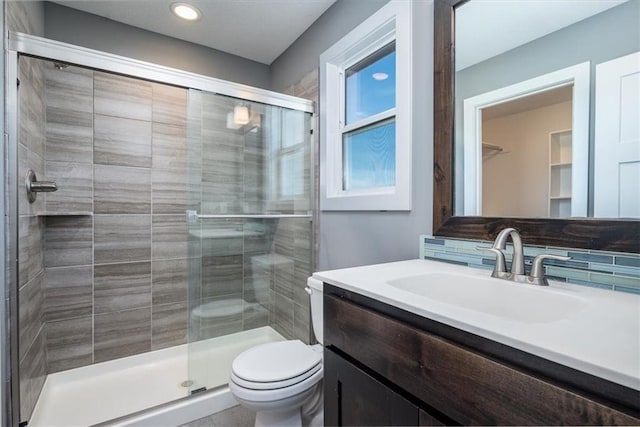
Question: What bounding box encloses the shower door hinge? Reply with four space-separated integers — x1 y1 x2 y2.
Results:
19 421 28 427
16 78 20 87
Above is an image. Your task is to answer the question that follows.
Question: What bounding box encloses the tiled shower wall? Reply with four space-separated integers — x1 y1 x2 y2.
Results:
421 235 640 294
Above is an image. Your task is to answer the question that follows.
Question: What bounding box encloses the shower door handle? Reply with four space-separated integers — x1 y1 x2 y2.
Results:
26 169 57 203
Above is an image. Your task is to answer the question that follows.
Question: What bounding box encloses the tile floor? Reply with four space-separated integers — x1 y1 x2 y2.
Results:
180 405 255 427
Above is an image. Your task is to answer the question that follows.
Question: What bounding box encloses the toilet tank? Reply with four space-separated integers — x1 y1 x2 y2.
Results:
306 277 324 345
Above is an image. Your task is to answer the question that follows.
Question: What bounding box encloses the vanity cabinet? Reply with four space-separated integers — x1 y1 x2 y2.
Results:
323 284 640 426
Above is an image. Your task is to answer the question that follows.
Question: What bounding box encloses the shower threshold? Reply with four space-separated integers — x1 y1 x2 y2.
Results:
28 327 285 427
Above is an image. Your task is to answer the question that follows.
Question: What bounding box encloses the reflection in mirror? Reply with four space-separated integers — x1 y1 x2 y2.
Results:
453 0 640 219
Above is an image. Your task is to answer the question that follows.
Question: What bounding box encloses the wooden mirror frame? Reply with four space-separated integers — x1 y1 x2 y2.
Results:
433 0 640 253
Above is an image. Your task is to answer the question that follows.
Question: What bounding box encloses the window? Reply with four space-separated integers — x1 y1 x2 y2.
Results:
320 1 412 211
266 107 309 202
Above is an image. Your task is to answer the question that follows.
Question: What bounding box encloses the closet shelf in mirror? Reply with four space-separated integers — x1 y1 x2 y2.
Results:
36 212 93 217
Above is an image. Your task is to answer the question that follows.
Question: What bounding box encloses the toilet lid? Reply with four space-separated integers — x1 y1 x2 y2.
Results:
232 340 322 383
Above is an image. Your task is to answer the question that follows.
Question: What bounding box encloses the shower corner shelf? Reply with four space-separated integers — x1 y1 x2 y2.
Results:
36 211 93 217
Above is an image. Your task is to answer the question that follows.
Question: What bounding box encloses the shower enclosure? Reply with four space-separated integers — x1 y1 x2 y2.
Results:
6 33 314 426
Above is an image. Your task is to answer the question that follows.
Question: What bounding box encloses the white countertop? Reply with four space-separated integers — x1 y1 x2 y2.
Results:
313 259 640 391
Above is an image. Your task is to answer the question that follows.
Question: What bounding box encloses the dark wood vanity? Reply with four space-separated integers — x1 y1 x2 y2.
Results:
323 284 640 426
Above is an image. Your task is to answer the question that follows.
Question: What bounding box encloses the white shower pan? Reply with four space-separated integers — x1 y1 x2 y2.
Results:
29 327 285 427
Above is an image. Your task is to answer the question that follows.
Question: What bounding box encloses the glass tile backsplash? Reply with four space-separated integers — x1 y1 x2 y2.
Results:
420 235 640 294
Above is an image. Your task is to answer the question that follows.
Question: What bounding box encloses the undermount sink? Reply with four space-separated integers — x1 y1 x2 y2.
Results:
386 272 588 323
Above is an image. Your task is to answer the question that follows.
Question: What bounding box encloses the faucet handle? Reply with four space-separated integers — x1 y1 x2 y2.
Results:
529 254 571 286
477 246 507 278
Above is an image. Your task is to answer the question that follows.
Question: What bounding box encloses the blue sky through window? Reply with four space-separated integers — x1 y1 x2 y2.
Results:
345 44 396 125
343 119 396 190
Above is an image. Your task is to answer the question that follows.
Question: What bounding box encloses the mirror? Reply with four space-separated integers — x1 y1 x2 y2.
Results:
433 0 640 252
453 0 639 219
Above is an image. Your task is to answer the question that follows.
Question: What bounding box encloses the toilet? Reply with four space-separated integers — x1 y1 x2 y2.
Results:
229 277 324 427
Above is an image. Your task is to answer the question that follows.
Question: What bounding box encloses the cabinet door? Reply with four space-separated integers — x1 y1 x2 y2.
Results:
324 348 419 427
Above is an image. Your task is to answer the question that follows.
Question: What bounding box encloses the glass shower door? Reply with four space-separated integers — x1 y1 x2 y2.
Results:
185 89 312 393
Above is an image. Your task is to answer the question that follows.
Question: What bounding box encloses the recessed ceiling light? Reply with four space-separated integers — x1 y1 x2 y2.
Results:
171 3 201 21
372 72 389 81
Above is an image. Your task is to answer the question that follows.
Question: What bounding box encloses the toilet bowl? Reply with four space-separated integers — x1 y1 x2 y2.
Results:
229 277 324 427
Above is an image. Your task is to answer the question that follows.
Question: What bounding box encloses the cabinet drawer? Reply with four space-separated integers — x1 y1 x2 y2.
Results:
325 294 639 425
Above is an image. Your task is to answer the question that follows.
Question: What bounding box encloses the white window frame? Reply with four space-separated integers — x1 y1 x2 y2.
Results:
320 0 412 211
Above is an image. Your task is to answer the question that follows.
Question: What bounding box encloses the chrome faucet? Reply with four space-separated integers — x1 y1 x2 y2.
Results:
492 227 525 276
478 228 570 286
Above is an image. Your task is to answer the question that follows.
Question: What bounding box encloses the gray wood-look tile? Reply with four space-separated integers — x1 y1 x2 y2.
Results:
94 114 152 168
152 214 198 260
243 254 272 306
18 215 44 287
201 132 244 212
46 316 93 373
152 259 190 305
19 327 46 421
152 122 187 170
196 295 243 340
152 167 195 214
201 255 243 299
272 291 294 340
243 302 269 331
19 57 46 160
151 301 188 350
94 307 151 363
94 261 151 314
94 165 151 214
7 0 37 33
45 266 93 322
94 215 151 264
292 69 319 103
44 216 93 268
44 161 93 213
293 302 312 344
44 63 93 163
19 272 45 361
274 255 295 300
152 83 187 127
94 72 152 121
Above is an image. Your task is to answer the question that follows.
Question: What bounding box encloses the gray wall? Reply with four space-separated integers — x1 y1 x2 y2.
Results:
270 0 390 92
454 0 640 215
43 2 271 89
272 0 434 270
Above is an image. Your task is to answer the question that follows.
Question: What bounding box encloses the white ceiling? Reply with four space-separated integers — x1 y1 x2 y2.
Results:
482 85 573 121
456 0 627 71
51 0 336 64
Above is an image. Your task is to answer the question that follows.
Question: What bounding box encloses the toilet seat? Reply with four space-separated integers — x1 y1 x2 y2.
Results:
231 362 322 390
232 340 322 383
230 365 324 403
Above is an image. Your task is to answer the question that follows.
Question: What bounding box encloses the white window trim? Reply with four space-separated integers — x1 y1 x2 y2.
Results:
320 0 412 211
